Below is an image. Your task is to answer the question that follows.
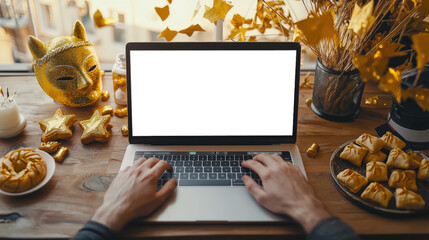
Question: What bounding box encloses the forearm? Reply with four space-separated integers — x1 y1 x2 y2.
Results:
91 203 133 232
287 195 331 233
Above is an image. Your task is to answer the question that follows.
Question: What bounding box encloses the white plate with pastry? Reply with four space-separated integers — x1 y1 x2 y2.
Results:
330 133 429 216
0 148 55 196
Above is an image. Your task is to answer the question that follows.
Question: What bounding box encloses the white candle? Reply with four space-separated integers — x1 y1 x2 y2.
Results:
0 99 20 130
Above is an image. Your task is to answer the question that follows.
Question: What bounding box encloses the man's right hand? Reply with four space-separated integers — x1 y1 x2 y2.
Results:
241 153 330 233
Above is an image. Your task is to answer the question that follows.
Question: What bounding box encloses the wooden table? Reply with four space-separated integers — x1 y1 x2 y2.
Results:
0 73 428 240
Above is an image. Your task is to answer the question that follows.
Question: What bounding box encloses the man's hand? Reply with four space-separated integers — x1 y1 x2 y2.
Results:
241 154 330 233
91 157 176 231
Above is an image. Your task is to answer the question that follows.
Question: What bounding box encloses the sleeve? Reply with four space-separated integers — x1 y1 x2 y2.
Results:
307 217 360 240
70 221 119 240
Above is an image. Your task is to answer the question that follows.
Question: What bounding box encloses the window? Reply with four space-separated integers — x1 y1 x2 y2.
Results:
41 3 54 30
113 12 125 43
0 0 315 71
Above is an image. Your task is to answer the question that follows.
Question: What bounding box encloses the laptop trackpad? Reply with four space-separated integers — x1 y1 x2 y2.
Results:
145 187 286 222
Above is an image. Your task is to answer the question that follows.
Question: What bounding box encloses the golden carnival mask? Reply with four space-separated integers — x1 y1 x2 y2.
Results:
28 21 102 107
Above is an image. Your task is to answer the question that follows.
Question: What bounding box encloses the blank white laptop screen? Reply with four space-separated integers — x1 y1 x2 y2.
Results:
130 50 297 136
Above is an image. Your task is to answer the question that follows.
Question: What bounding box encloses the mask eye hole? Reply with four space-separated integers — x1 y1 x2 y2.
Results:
57 76 74 81
88 65 97 72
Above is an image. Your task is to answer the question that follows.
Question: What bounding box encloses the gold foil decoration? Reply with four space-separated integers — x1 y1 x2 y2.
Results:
155 5 170 21
114 107 128 118
179 24 205 37
411 33 429 70
306 143 320 158
306 97 312 107
97 105 114 116
101 90 110 101
121 125 129 136
79 111 113 144
348 0 375 39
39 141 60 153
93 9 117 28
53 146 69 163
39 109 77 142
364 96 387 106
295 10 338 48
203 0 233 24
378 68 403 103
27 21 102 107
158 27 178 42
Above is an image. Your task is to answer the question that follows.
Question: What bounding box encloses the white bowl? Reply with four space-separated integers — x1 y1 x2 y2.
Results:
0 149 55 196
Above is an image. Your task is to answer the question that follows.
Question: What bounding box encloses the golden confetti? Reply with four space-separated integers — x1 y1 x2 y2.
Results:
121 125 129 136
203 0 233 24
167 0 172 4
97 105 114 116
295 10 338 48
93 9 117 28
114 107 128 118
364 96 387 106
158 27 177 42
101 90 109 101
155 5 170 21
179 24 205 37
348 0 375 40
411 33 429 70
306 143 320 158
53 147 69 163
39 141 60 153
306 97 312 107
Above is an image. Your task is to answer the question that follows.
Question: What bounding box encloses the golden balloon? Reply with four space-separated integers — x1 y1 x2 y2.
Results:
28 21 102 107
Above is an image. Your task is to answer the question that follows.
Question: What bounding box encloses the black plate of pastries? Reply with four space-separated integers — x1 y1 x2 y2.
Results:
330 131 429 216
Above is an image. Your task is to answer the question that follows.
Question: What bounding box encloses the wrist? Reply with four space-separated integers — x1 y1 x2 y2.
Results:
287 196 330 233
91 203 134 232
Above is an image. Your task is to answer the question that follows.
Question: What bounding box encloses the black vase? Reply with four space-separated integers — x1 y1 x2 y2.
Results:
388 67 429 149
311 59 365 122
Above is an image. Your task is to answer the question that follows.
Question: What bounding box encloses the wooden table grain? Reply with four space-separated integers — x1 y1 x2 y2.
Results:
0 73 428 240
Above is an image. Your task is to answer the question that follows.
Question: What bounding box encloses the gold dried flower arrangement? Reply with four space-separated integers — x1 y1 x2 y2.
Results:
150 0 429 112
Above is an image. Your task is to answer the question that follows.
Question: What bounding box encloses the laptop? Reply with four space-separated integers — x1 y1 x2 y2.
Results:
120 42 305 222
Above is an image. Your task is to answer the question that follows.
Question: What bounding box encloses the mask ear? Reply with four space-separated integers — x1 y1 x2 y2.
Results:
71 20 87 41
27 35 46 60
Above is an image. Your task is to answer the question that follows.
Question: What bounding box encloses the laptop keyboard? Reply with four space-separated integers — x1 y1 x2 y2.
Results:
133 151 291 187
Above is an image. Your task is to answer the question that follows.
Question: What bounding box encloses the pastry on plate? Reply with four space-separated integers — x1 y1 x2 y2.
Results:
361 182 392 208
417 159 429 182
0 148 47 193
395 188 425 210
409 158 421 170
366 161 388 182
407 151 423 163
381 131 406 150
364 151 387 163
386 148 412 169
356 133 386 152
340 143 368 166
337 169 368 193
388 169 417 191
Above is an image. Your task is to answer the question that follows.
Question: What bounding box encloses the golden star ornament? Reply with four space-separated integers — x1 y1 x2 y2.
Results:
39 109 78 142
79 110 112 144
